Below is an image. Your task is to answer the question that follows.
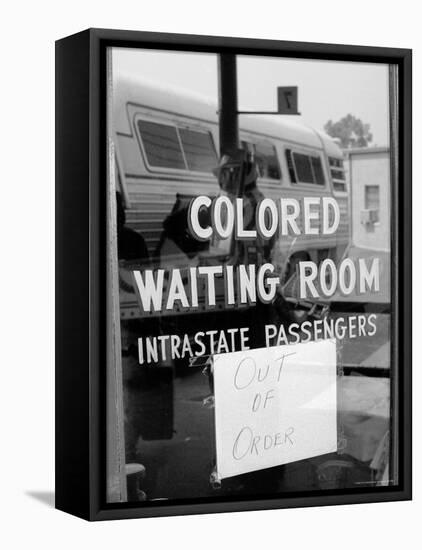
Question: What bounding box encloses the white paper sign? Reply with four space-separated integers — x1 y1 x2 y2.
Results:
213 339 337 479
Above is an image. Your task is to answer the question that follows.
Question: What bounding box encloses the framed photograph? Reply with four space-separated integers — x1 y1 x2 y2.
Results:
55 28 412 520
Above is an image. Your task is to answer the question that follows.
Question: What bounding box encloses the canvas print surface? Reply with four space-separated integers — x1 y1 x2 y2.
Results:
105 47 397 504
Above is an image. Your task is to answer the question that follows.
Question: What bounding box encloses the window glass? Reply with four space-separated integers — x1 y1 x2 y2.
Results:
329 157 347 192
311 156 325 185
137 119 186 169
330 157 342 168
179 128 218 172
289 152 325 185
293 152 314 183
331 169 345 181
285 149 297 183
108 48 401 508
255 141 281 180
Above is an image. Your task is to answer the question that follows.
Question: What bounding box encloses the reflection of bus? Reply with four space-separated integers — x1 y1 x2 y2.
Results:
113 76 349 319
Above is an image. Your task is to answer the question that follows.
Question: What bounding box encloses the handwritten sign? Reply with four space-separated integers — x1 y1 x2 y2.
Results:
213 339 337 479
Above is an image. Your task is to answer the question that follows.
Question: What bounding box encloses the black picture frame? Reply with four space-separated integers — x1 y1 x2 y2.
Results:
55 28 412 521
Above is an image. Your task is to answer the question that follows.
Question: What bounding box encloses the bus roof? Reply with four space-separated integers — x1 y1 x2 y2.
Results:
113 74 342 157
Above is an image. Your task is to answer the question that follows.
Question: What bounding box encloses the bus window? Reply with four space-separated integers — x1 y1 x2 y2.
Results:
137 119 185 169
286 149 325 186
179 128 218 173
311 156 325 185
329 157 347 192
137 119 218 174
285 149 297 183
293 152 314 183
255 141 281 180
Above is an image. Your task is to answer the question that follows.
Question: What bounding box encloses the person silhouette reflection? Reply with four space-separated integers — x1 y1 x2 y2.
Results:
116 191 149 263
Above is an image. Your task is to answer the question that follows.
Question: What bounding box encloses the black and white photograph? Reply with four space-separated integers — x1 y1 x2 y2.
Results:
3 0 421 546
105 44 404 506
